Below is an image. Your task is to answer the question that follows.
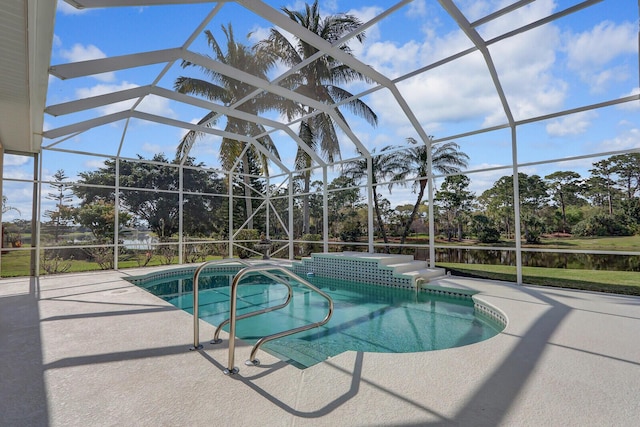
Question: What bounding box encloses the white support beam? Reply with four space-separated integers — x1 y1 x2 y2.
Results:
64 0 218 7
49 48 183 80
45 86 151 116
42 111 131 139
438 0 514 126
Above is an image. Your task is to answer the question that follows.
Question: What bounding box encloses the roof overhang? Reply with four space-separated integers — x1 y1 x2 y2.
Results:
0 0 56 154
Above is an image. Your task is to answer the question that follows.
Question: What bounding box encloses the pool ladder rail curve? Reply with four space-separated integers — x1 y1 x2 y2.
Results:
190 259 334 375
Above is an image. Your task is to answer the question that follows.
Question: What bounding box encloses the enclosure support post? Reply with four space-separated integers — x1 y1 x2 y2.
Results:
511 126 523 284
367 156 374 253
323 166 329 253
289 172 294 259
228 171 234 259
427 137 435 268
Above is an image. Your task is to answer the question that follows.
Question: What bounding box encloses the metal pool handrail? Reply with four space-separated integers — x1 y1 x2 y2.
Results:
190 258 252 351
210 270 294 344
225 265 334 375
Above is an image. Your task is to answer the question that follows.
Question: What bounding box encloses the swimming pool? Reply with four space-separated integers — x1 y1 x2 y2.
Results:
130 268 504 369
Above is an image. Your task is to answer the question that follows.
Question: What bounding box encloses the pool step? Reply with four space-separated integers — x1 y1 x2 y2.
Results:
386 261 429 273
339 252 415 266
265 338 337 368
405 267 447 282
291 251 446 289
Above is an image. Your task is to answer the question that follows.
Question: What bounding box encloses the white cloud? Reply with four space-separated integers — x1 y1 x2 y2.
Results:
594 127 640 153
137 94 176 118
454 0 501 24
3 154 31 167
75 83 175 118
59 43 115 82
361 0 567 134
81 159 102 169
406 0 427 19
546 111 597 137
617 87 640 111
565 21 636 69
60 43 105 62
247 25 271 45
474 0 557 39
486 5 565 120
0 186 33 221
348 6 384 46
76 82 137 114
464 164 512 195
141 142 165 155
564 20 637 92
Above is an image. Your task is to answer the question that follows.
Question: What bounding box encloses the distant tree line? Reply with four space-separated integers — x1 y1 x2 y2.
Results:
4 1 638 269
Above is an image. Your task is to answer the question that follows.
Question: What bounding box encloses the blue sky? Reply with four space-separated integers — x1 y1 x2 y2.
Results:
3 0 639 221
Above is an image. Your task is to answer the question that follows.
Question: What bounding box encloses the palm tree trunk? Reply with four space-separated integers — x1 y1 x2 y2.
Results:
372 188 390 253
303 171 310 235
560 192 567 233
242 152 254 230
400 179 427 245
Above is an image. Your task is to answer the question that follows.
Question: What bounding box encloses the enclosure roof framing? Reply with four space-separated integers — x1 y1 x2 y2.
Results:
1 0 637 177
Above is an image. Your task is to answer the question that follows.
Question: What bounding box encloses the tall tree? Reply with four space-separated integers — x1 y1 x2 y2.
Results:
395 138 469 245
44 169 74 242
609 153 640 228
478 175 515 239
327 175 362 239
609 153 640 200
435 174 475 241
479 173 549 243
74 154 224 239
342 146 405 251
589 158 616 215
256 0 378 235
518 174 549 243
544 171 583 233
175 24 280 230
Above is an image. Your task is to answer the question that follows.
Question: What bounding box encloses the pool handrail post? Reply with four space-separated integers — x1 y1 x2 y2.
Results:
211 271 293 344
247 274 333 363
189 258 251 351
225 265 333 374
189 263 205 351
225 273 240 375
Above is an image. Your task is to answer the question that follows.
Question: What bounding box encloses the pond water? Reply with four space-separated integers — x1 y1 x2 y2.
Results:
435 248 640 271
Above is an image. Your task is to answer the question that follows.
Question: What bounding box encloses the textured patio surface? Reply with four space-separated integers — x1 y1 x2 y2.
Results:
1 265 639 426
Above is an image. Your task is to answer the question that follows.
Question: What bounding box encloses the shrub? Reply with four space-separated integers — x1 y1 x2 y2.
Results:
40 250 72 274
573 214 634 237
470 214 501 243
233 229 259 258
301 234 322 256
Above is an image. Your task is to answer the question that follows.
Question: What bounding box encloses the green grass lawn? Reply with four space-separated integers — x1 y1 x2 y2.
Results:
438 262 640 296
2 242 638 296
403 234 640 251
0 249 228 277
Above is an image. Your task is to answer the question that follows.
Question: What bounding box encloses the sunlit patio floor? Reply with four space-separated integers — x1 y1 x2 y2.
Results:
1 263 639 426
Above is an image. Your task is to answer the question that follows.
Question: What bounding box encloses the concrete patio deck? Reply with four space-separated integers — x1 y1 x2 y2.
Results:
1 266 639 426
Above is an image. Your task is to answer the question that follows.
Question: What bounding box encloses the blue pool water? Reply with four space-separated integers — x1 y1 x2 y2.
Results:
132 270 503 368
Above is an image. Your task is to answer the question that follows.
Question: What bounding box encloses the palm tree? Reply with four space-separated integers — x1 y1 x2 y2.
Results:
396 137 470 245
174 24 280 230
342 146 405 252
256 0 378 235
